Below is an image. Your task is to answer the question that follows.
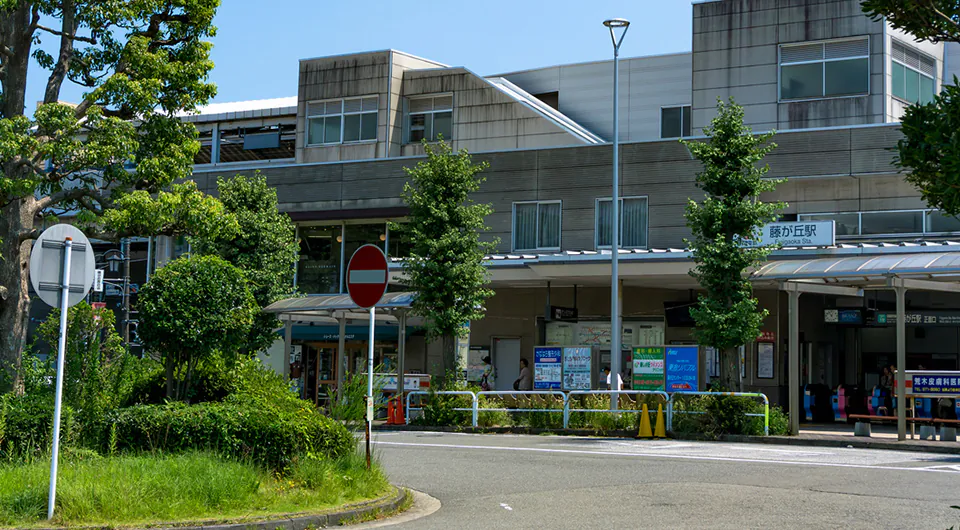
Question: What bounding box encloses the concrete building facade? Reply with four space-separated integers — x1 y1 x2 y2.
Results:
168 0 960 414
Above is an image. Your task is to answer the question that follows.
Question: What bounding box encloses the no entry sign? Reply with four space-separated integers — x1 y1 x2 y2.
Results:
346 244 389 309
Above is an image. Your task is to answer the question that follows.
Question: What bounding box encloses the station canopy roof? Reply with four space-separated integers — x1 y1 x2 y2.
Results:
263 291 417 320
751 252 960 284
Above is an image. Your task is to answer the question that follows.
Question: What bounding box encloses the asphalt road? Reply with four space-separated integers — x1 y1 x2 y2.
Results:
371 431 960 529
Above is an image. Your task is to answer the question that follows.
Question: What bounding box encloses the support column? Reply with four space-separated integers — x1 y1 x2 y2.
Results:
397 311 407 398
895 283 907 441
283 319 293 379
788 289 801 436
337 313 347 403
211 122 220 164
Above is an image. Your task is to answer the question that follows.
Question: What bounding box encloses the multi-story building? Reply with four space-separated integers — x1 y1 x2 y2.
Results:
168 0 960 412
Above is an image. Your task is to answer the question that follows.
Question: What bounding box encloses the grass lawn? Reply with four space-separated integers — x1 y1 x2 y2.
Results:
0 451 391 528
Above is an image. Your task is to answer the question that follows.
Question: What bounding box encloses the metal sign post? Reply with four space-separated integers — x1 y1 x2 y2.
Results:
29 224 94 520
345 244 389 469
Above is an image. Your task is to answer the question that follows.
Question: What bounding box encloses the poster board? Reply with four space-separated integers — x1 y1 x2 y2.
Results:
757 342 775 379
534 347 562 390
562 346 592 390
665 346 699 392
632 347 665 391
466 345 489 383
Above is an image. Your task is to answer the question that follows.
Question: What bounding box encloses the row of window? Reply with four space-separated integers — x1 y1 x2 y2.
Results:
797 210 960 237
778 37 937 105
512 198 649 252
306 94 454 146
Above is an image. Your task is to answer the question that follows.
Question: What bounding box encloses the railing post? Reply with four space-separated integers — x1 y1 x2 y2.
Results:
405 391 412 424
764 394 770 436
472 392 479 428
563 393 570 429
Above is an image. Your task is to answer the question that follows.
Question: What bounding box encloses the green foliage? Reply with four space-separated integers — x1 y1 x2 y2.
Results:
329 365 387 433
192 173 299 354
1 394 75 464
0 451 389 528
410 373 474 427
101 181 239 241
108 399 354 470
861 1 960 44
681 100 784 389
397 142 499 373
477 395 513 428
137 255 257 401
671 394 783 437
31 303 139 418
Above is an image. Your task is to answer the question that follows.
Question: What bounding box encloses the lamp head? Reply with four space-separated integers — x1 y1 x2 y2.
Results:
603 18 630 51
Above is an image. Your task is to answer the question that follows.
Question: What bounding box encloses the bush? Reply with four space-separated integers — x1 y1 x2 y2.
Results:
1 394 75 463
768 405 790 436
107 398 354 470
410 374 473 427
476 396 512 428
671 394 779 437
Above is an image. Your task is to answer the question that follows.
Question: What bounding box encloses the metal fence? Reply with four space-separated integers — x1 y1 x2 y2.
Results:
403 389 769 434
668 391 770 436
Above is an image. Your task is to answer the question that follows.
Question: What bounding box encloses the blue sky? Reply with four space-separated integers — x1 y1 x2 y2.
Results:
26 0 693 109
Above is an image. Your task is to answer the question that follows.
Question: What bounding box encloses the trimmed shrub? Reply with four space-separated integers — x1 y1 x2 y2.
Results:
107 399 354 469
1 394 75 463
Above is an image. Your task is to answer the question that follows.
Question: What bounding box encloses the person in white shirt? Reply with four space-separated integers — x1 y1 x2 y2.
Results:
602 366 623 391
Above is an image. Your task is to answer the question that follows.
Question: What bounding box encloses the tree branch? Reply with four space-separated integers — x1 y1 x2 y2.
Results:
44 0 80 104
33 24 96 45
31 187 106 217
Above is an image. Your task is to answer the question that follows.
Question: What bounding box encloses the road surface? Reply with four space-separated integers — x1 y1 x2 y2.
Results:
372 431 960 529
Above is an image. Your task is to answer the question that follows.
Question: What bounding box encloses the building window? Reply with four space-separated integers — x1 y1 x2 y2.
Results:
596 197 648 249
660 106 691 139
406 95 453 143
306 96 378 146
513 201 561 251
798 209 960 238
892 42 936 105
780 38 870 100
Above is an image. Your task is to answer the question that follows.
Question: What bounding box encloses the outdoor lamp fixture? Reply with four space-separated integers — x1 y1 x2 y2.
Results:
603 17 629 411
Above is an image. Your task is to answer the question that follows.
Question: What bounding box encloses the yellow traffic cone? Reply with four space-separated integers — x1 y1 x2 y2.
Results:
637 403 653 439
654 404 666 438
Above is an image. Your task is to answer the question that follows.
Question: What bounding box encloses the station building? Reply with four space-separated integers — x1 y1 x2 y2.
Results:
161 0 960 413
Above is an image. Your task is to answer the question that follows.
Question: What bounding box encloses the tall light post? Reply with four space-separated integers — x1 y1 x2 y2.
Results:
604 18 629 410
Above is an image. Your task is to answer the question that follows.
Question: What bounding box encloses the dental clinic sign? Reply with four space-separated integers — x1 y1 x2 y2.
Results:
751 221 835 248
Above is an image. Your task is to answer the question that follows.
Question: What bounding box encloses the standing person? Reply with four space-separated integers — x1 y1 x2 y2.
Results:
879 366 892 392
480 355 495 391
514 358 533 391
603 366 623 391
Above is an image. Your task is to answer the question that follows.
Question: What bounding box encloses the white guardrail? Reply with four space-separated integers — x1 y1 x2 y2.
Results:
405 389 769 434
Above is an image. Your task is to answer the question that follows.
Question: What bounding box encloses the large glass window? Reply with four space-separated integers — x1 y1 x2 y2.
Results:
297 225 342 294
406 95 453 143
780 38 870 100
892 42 937 105
926 211 960 233
798 213 860 236
861 211 923 235
387 222 413 259
306 96 378 146
343 223 386 263
596 197 649 248
660 106 691 139
798 209 960 238
513 201 561 251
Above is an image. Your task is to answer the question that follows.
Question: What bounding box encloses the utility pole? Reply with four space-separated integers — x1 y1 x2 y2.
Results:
122 238 130 346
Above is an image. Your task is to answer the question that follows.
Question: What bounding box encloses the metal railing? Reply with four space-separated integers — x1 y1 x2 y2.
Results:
669 391 770 436
405 390 478 427
563 390 670 428
403 389 770 435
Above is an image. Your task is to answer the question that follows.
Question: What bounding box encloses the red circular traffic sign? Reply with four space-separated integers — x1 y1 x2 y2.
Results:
346 244 389 309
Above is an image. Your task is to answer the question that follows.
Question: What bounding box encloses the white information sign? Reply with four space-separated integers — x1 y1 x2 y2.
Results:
755 221 835 248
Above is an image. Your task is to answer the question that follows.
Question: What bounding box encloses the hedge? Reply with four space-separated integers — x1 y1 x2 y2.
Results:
107 399 354 469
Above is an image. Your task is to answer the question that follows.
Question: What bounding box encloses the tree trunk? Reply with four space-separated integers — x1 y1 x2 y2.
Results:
0 198 37 393
165 356 176 400
441 334 458 380
719 347 741 392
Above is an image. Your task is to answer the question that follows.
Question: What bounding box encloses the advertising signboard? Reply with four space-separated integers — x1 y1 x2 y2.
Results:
562 346 592 390
665 346 699 392
633 347 665 391
534 347 562 390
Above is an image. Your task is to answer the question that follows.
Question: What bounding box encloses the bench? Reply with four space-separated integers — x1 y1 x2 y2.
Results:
849 414 929 438
934 418 960 442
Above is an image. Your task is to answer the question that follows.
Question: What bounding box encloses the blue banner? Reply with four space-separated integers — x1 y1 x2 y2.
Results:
665 346 699 392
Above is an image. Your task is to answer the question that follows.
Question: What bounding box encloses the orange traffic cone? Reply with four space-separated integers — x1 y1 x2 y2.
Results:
396 397 406 425
386 397 396 425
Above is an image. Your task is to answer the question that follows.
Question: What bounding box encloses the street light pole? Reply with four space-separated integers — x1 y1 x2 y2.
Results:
604 18 629 410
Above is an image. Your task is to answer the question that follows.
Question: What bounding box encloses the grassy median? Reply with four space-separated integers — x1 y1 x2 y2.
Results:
0 451 391 528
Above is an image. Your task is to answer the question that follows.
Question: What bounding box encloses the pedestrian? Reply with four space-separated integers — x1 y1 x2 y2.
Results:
481 355 495 391
602 366 623 391
514 358 532 391
879 366 892 392
938 397 956 420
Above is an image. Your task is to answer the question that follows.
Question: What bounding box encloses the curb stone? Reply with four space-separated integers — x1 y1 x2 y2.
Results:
377 425 960 455
36 487 408 530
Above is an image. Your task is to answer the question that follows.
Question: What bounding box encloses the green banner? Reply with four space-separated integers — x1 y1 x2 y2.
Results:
633 347 665 391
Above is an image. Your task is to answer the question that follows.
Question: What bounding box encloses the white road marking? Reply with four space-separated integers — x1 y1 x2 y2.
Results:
373 440 957 474
500 503 513 511
722 446 835 456
608 441 694 450
923 465 960 472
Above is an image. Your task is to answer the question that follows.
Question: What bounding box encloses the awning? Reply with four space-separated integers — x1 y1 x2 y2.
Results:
751 252 960 284
263 291 416 315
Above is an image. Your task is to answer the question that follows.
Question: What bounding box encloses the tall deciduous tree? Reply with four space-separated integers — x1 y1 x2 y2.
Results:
861 1 960 216
397 142 498 376
0 1 220 387
192 173 298 354
137 254 256 401
682 100 784 391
